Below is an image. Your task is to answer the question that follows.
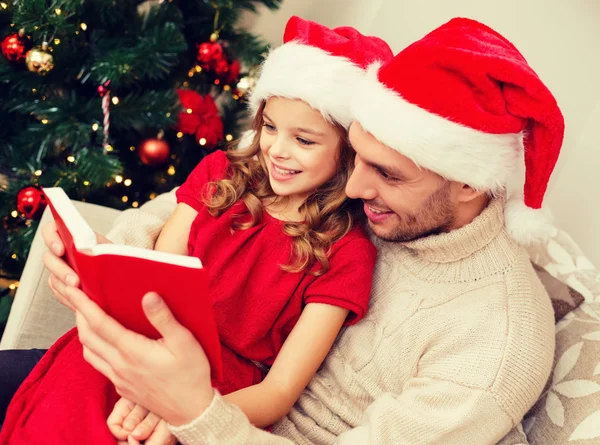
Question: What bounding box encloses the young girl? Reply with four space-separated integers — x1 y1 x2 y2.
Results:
108 17 392 442
0 16 392 445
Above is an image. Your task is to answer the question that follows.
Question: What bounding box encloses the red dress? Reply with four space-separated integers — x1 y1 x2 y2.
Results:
177 151 377 394
0 151 376 445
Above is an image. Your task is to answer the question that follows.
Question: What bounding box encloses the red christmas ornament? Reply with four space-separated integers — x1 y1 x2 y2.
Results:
138 137 170 166
196 41 224 70
225 59 241 85
176 89 224 149
16 186 48 220
213 58 230 79
214 58 240 84
97 80 111 97
1 31 32 62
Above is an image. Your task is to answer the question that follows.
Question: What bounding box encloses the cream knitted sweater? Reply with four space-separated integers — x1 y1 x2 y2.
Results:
107 194 555 445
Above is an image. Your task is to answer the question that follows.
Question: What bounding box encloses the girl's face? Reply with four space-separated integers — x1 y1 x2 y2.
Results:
260 97 343 205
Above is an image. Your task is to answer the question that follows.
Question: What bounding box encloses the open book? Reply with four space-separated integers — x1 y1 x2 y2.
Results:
43 187 222 378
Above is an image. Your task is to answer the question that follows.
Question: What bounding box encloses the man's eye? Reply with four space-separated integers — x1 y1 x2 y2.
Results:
376 167 398 182
377 167 390 179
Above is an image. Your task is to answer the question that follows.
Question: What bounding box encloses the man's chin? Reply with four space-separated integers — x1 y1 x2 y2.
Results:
367 221 401 242
367 221 425 243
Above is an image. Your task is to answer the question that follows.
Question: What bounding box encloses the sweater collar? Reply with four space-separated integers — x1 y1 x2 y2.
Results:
373 196 522 283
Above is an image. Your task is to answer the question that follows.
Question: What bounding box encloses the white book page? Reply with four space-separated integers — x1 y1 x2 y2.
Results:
89 243 202 269
43 187 97 250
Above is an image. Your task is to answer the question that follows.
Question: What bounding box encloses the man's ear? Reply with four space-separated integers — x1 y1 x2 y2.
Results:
454 182 487 204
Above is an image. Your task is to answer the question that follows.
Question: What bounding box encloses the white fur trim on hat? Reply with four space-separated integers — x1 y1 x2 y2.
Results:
249 42 365 129
236 129 256 150
505 194 557 245
350 64 524 192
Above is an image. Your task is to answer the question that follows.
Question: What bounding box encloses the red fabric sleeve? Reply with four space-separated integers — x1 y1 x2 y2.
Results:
304 230 377 325
176 151 229 212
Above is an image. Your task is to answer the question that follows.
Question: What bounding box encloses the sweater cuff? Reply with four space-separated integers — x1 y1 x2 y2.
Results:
167 391 248 445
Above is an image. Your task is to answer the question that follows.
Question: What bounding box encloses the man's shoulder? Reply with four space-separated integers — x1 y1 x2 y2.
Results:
417 250 554 379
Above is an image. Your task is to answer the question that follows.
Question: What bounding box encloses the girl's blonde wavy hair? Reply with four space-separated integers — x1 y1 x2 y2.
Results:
203 100 361 276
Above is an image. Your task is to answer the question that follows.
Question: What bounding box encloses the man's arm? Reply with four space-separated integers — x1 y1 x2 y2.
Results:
106 188 178 249
168 376 514 445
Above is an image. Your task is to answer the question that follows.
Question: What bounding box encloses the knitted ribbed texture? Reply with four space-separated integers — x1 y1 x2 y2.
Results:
109 195 555 445
106 187 178 248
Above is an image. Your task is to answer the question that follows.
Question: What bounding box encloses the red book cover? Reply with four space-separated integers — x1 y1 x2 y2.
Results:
42 187 222 379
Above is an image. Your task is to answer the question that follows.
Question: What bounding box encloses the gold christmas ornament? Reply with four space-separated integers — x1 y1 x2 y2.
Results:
26 42 54 75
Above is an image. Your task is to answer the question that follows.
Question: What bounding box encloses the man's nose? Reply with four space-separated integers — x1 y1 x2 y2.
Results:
346 162 377 201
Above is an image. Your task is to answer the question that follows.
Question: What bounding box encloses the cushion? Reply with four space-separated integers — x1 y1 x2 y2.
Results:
533 264 585 322
497 424 529 445
523 302 600 444
528 229 600 305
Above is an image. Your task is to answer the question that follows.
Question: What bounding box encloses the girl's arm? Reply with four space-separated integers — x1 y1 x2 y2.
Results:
224 303 349 428
154 203 198 254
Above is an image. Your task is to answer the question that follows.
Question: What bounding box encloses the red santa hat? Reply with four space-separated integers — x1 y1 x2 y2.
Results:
248 16 393 128
351 17 565 245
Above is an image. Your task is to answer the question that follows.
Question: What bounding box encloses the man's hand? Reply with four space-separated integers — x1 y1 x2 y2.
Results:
66 286 215 426
42 220 111 311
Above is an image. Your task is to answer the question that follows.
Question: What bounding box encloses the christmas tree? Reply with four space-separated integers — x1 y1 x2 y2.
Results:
0 0 282 334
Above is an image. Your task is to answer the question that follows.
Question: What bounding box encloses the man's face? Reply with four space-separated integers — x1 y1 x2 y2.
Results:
346 122 458 242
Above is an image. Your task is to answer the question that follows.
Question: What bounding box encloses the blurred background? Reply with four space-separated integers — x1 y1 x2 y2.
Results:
1 0 598 331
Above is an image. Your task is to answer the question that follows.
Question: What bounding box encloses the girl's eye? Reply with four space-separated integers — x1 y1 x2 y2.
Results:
297 137 315 146
263 123 276 131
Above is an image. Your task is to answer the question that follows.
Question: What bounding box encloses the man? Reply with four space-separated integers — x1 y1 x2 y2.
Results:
40 17 563 444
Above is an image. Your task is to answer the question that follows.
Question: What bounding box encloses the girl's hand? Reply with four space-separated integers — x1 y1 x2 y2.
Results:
65 286 215 426
42 220 111 311
107 397 161 442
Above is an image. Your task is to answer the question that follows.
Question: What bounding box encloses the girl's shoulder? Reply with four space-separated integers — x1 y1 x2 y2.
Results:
176 150 230 211
195 150 231 184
